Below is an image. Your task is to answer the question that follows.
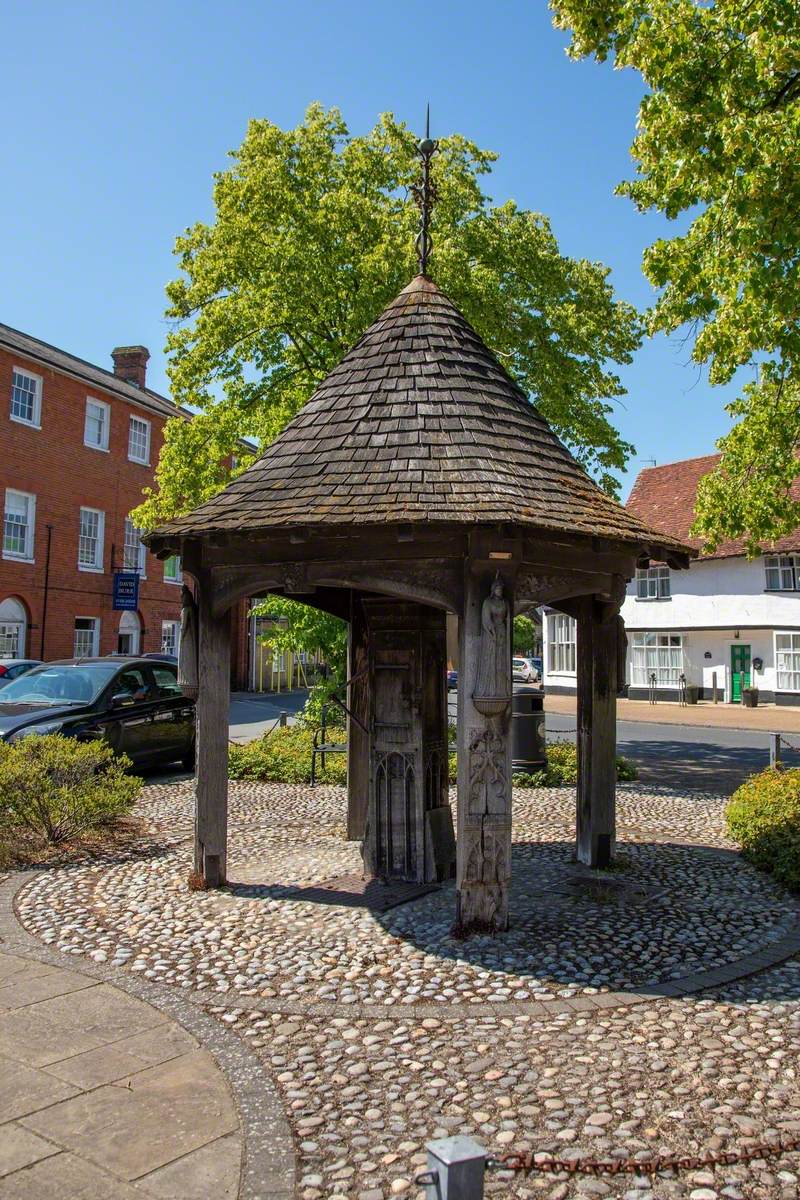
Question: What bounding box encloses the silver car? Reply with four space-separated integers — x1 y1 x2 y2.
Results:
512 656 540 683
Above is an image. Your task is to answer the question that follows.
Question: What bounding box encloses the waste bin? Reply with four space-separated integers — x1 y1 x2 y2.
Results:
742 687 759 708
511 685 546 774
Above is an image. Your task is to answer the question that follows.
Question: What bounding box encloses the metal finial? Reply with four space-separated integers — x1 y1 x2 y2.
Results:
411 104 438 276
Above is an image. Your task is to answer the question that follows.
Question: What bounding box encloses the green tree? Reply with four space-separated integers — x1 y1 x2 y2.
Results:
513 614 538 655
251 596 347 723
550 0 800 549
132 104 642 532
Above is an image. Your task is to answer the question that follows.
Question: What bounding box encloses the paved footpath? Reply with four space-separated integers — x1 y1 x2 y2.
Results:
545 692 800 733
0 952 241 1198
0 877 295 1200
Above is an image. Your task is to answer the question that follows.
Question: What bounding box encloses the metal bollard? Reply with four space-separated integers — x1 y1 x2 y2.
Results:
419 1136 486 1200
770 732 781 768
279 711 288 728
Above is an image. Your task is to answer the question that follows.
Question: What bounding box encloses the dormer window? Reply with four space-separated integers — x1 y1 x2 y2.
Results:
636 566 670 600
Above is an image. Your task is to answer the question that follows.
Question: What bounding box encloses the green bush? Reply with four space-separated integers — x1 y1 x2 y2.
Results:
726 766 800 891
511 740 638 788
0 734 141 845
229 729 638 790
229 725 347 784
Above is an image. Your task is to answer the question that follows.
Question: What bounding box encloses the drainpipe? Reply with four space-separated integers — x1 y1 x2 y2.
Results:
40 524 53 660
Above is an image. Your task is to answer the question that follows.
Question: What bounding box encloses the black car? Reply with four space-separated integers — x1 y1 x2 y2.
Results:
0 657 195 768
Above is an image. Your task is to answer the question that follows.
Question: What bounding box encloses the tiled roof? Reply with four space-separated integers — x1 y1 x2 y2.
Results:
626 454 800 559
151 276 690 557
0 322 179 421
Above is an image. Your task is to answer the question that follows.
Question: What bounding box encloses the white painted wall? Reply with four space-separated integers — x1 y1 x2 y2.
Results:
623 556 800 631
542 554 800 698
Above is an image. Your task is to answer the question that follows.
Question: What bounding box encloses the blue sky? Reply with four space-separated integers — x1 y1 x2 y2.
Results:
2 0 750 498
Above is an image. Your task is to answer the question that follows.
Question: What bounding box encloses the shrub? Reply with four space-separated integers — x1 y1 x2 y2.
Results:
228 725 347 785
726 766 800 891
229 729 637 790
0 734 141 845
511 740 638 788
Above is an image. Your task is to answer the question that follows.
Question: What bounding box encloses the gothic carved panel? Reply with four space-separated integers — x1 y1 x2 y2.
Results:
467 726 508 816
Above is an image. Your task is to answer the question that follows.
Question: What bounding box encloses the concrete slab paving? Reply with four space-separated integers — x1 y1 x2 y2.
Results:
0 980 166 1067
0 1054 80 1123
0 960 242 1198
0 1151 147 1199
0 1123 59 1178
21 1052 237 1180
136 1132 242 1199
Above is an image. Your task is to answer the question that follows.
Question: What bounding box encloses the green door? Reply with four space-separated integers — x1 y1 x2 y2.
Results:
731 644 751 702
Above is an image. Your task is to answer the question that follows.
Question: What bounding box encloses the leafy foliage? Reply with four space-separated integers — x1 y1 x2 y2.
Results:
513 614 538 655
132 104 642 532
726 765 800 890
513 740 638 787
0 735 141 846
251 596 348 725
228 725 347 785
228 729 637 791
551 0 800 547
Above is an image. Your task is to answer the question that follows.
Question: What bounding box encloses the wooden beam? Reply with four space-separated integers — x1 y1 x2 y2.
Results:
194 592 231 887
455 565 513 933
576 597 617 868
346 591 370 842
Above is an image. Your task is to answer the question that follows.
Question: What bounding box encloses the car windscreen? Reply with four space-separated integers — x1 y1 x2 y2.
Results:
0 664 120 704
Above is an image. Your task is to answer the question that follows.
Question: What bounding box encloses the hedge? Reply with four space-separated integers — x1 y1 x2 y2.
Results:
227 729 637 789
726 766 800 891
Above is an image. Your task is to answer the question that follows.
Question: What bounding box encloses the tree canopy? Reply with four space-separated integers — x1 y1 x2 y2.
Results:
550 0 800 549
132 104 642 530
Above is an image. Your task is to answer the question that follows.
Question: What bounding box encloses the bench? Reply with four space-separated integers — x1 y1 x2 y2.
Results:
310 703 457 785
310 705 346 785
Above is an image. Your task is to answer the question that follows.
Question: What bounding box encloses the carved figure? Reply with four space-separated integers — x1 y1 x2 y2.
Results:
178 585 199 700
473 573 511 711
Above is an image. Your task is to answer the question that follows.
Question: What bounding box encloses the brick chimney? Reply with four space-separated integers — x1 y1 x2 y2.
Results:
111 345 150 389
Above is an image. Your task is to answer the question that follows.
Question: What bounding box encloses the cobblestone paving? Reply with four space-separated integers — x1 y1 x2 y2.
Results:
12 780 800 1199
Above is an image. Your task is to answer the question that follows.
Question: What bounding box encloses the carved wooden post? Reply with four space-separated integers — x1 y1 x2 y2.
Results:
455 569 513 932
346 590 370 841
194 588 230 888
576 596 618 868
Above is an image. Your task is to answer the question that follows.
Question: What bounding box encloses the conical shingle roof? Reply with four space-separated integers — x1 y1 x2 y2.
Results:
151 276 689 556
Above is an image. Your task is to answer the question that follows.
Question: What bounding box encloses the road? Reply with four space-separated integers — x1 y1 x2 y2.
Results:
228 688 800 792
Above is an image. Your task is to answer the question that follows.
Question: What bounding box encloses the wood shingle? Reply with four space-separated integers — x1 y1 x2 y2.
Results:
150 275 690 557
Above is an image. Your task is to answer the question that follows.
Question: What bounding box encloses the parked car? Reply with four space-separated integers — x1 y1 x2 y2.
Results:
143 652 179 664
0 659 42 688
512 656 540 683
447 668 458 691
0 657 195 768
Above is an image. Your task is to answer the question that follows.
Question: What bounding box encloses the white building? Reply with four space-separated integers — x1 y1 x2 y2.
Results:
543 454 800 705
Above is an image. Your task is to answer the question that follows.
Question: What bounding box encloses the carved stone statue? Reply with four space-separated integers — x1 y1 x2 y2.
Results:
472 573 511 716
178 584 199 700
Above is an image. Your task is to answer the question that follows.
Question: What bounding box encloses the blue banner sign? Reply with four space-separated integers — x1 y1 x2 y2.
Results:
113 571 140 611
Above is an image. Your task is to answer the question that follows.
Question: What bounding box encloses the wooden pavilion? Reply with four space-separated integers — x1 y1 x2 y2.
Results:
146 273 691 932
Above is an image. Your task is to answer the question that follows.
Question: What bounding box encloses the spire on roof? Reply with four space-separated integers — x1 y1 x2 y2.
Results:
411 105 438 277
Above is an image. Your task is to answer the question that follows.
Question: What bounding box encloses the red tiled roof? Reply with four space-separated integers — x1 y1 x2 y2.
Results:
626 454 800 559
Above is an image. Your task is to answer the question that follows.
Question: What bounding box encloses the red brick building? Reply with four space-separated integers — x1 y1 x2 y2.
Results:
0 324 249 682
